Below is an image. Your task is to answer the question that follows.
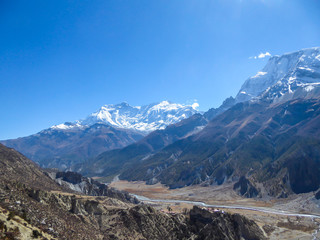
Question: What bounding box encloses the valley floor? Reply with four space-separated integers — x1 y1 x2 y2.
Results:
109 180 320 240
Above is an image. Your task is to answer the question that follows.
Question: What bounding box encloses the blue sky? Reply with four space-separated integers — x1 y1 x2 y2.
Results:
1 0 320 139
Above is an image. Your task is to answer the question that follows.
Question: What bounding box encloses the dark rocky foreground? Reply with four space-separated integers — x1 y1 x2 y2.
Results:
0 185 267 240
0 143 266 239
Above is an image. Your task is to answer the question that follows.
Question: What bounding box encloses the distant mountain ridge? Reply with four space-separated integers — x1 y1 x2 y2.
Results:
2 123 145 169
52 100 200 132
1 100 200 169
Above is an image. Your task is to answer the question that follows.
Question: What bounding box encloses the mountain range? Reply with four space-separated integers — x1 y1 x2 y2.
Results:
78 47 320 198
1 101 199 169
2 47 320 199
56 100 200 132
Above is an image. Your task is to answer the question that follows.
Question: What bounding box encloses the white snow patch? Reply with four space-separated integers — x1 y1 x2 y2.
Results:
288 76 296 84
51 122 83 130
298 66 314 72
304 85 315 92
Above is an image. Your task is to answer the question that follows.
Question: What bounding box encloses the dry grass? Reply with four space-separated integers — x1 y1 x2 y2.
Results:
277 221 315 232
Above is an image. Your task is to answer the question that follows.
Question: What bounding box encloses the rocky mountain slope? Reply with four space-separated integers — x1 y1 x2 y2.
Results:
0 143 266 239
0 144 63 192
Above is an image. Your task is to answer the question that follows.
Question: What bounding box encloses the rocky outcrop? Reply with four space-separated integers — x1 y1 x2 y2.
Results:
233 176 259 198
189 206 266 240
98 205 266 240
49 171 139 204
108 205 191 239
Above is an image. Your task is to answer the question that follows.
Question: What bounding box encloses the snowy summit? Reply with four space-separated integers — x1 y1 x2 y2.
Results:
236 47 320 103
51 101 199 132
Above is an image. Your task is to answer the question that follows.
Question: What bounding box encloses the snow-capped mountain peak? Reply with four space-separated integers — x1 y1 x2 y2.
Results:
51 101 199 132
236 47 320 103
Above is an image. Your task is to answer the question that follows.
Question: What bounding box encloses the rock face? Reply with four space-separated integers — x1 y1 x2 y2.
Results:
233 176 259 198
189 206 266 240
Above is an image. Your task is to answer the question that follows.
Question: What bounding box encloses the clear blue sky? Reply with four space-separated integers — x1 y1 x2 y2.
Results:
1 0 320 139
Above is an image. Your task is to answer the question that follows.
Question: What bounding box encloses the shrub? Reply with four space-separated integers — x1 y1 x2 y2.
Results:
7 211 15 221
32 229 42 238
